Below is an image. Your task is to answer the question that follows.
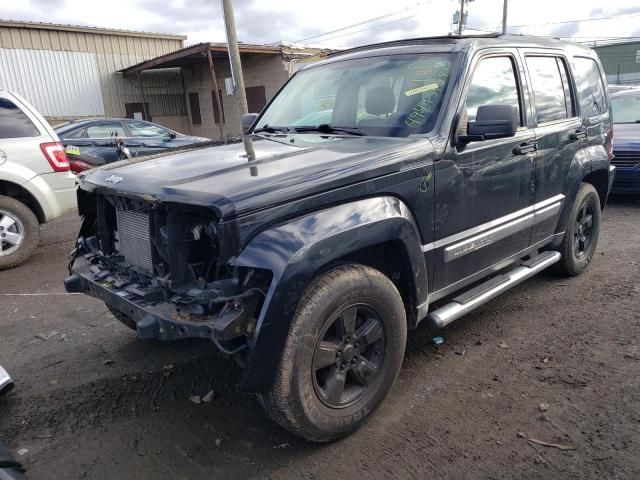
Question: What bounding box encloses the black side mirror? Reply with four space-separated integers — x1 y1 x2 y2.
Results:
464 104 519 142
169 132 177 139
242 113 259 134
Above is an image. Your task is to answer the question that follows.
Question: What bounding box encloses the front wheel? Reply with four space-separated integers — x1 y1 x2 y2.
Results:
259 264 407 442
555 182 601 276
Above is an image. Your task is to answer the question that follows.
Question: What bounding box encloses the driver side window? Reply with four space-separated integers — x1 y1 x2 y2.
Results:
466 56 522 125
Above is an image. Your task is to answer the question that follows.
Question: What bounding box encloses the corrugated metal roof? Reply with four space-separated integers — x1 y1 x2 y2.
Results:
0 19 186 41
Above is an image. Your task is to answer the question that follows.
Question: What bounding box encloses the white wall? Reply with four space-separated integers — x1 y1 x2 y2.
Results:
0 47 105 117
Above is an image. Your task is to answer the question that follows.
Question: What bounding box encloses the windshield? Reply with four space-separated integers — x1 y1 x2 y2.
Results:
255 53 454 137
611 93 640 123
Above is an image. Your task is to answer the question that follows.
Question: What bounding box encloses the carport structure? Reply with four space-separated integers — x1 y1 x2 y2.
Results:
119 42 328 140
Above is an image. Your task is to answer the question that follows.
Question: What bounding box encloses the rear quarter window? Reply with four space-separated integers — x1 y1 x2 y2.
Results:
0 98 40 139
573 57 607 117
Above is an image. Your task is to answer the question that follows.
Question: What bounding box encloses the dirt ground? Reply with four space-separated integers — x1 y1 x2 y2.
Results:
1 196 639 480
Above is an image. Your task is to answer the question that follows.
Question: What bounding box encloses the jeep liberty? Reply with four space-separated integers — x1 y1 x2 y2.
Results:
65 34 615 442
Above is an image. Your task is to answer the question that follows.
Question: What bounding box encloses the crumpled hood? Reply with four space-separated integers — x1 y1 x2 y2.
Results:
79 135 432 218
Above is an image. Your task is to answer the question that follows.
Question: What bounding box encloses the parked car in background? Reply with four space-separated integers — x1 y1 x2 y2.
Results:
65 35 614 442
610 89 640 194
54 118 209 173
0 91 76 269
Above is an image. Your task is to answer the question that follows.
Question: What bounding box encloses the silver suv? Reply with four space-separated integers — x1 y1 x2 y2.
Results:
0 91 76 268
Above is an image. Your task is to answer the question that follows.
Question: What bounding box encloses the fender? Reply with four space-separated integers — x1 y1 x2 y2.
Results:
550 145 610 249
232 196 428 392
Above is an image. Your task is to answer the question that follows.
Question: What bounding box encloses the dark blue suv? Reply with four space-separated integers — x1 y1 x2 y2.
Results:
610 89 640 194
65 35 615 442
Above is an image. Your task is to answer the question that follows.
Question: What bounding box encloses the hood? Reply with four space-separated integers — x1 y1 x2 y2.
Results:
79 135 432 218
613 123 640 150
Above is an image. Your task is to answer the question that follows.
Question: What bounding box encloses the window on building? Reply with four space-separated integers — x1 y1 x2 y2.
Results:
212 90 225 124
466 56 522 124
189 93 201 125
526 56 574 123
0 98 40 139
246 86 267 113
86 122 126 138
125 103 151 121
573 57 607 117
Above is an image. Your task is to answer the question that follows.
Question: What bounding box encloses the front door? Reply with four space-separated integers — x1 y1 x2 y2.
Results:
432 52 535 293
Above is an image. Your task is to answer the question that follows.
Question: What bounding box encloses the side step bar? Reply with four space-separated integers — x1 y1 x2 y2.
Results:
427 251 561 329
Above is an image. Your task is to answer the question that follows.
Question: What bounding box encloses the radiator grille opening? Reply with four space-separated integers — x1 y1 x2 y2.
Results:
116 209 153 272
611 151 640 169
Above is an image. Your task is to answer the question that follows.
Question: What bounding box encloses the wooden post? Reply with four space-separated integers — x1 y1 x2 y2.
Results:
221 0 256 159
137 72 149 120
206 47 227 143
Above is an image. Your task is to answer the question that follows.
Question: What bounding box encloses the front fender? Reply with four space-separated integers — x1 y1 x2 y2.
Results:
232 196 428 392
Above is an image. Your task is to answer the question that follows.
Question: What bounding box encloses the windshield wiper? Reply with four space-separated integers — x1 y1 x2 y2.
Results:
293 124 367 136
253 124 289 134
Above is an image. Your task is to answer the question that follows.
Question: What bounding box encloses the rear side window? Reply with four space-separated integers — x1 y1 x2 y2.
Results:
0 98 40 139
466 56 522 125
573 57 607 117
526 56 574 124
86 122 126 138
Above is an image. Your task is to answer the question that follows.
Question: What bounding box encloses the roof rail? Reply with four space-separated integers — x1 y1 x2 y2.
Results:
327 33 502 57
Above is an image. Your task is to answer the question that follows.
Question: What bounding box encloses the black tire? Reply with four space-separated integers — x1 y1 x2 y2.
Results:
555 182 601 277
107 304 137 330
258 264 407 442
0 195 40 270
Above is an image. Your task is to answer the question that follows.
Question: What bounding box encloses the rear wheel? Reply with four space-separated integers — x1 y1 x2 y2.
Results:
0 195 40 270
555 182 601 276
259 264 407 442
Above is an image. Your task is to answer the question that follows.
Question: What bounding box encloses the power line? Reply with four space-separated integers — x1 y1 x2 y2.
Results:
510 12 640 28
310 14 420 44
294 3 425 43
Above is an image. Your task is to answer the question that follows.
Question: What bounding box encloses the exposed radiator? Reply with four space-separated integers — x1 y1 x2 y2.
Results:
116 209 153 272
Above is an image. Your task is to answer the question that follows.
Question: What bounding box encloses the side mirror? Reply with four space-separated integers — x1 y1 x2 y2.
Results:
465 104 519 142
242 113 259 134
169 132 177 139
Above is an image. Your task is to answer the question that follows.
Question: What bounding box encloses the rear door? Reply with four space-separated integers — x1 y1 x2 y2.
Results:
432 50 536 293
0 92 54 176
520 51 581 244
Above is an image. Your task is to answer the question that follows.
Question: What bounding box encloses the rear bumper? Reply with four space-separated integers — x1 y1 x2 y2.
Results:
24 171 77 222
65 254 252 354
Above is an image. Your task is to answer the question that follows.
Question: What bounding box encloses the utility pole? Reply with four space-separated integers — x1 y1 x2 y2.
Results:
220 0 255 158
458 0 464 35
501 0 508 34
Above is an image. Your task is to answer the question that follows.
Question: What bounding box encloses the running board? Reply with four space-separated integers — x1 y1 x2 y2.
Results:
427 251 561 329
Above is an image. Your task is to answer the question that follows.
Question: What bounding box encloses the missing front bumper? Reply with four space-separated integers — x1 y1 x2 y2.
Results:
65 255 254 354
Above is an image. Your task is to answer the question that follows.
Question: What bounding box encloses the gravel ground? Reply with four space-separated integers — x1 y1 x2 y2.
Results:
0 196 639 479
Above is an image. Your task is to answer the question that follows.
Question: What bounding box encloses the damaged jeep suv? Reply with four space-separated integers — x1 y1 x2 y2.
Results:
65 34 615 442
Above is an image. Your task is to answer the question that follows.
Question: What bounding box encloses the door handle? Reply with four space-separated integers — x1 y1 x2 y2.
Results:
513 142 538 155
569 128 587 141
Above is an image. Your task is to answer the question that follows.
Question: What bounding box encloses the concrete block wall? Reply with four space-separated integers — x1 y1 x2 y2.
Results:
183 53 290 140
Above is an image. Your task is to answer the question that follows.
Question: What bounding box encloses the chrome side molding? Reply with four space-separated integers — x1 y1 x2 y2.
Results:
427 250 561 329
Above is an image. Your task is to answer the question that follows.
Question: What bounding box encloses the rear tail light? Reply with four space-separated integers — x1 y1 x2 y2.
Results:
68 157 95 174
40 142 70 172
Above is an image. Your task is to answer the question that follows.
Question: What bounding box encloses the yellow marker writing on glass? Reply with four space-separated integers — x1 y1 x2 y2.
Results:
404 83 439 97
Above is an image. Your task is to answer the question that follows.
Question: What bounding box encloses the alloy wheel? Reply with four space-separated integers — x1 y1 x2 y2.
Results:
312 304 386 408
574 202 594 258
0 210 24 256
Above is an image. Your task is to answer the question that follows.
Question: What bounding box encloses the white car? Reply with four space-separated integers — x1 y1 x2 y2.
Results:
0 91 76 268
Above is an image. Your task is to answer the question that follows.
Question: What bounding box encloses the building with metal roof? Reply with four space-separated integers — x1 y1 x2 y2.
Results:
592 40 640 86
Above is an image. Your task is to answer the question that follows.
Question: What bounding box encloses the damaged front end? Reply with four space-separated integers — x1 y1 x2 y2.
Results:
64 191 270 357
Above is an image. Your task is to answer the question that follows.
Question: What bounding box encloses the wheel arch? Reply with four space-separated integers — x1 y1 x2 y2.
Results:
0 180 45 224
231 196 428 393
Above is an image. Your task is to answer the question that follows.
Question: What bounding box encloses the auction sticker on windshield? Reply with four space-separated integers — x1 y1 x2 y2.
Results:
65 145 81 156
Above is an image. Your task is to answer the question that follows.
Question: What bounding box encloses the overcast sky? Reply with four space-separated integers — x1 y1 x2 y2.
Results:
3 0 640 48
